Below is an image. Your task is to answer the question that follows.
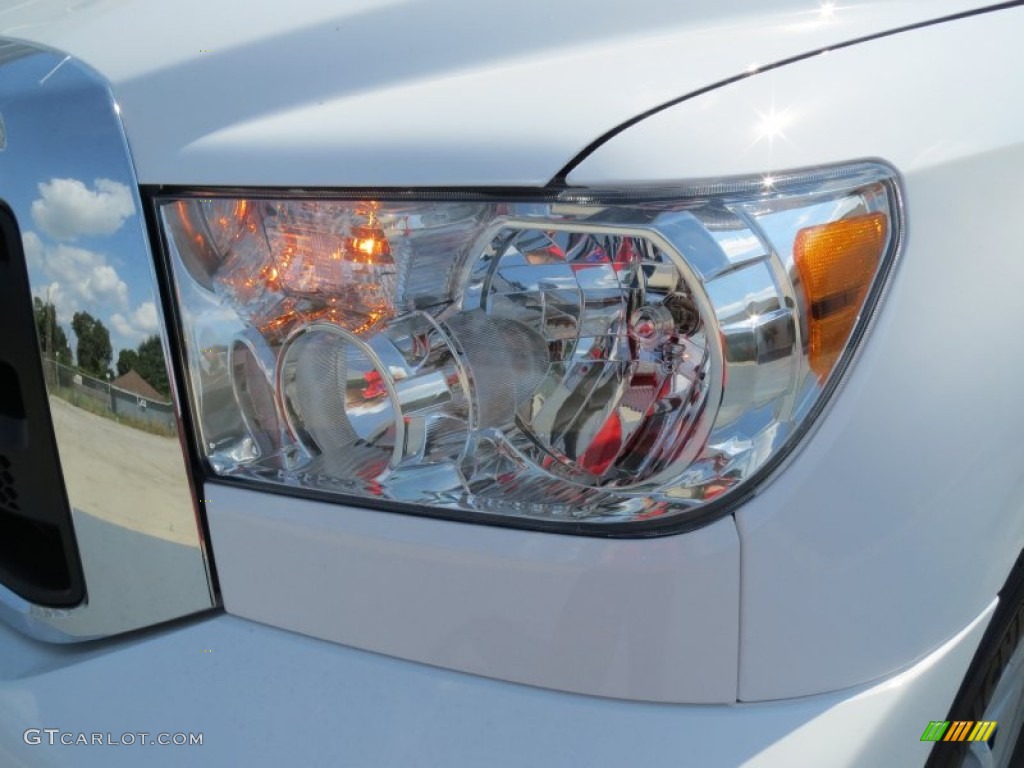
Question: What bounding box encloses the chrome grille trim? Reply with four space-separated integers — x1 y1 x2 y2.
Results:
0 39 215 641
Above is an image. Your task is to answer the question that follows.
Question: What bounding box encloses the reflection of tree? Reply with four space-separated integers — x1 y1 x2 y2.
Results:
116 335 170 397
72 311 112 378
33 297 72 365
116 348 139 377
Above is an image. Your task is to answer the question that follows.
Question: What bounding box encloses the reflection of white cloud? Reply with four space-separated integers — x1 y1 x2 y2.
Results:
31 280 73 325
23 230 44 269
31 178 134 241
109 314 134 339
134 302 160 334
26 228 131 334
111 302 160 341
45 242 129 309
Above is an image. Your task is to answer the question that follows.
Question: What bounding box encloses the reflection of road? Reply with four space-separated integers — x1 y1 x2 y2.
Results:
42 396 212 638
49 395 198 545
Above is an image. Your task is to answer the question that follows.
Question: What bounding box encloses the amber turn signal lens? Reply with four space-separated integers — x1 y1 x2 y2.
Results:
794 212 888 379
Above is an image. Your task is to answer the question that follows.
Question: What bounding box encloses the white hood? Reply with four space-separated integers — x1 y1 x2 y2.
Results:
1 0 987 186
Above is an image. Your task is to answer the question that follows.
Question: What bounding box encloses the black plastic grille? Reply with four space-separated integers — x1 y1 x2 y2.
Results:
0 455 20 513
0 203 84 606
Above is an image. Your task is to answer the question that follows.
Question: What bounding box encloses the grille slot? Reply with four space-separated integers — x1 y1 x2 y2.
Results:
0 455 20 513
0 203 84 606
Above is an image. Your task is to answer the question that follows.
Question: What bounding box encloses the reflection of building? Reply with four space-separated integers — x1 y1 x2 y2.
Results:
111 370 164 402
108 370 174 431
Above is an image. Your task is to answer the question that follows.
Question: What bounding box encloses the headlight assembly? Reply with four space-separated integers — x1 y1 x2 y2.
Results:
157 161 900 529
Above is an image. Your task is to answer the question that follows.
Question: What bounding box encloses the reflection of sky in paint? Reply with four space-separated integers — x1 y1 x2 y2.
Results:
0 53 160 363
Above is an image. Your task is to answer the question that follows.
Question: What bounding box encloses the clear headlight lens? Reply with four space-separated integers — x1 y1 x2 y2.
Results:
159 162 900 527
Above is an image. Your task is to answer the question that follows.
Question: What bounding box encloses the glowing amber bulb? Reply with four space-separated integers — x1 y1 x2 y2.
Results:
355 238 378 256
347 225 391 262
